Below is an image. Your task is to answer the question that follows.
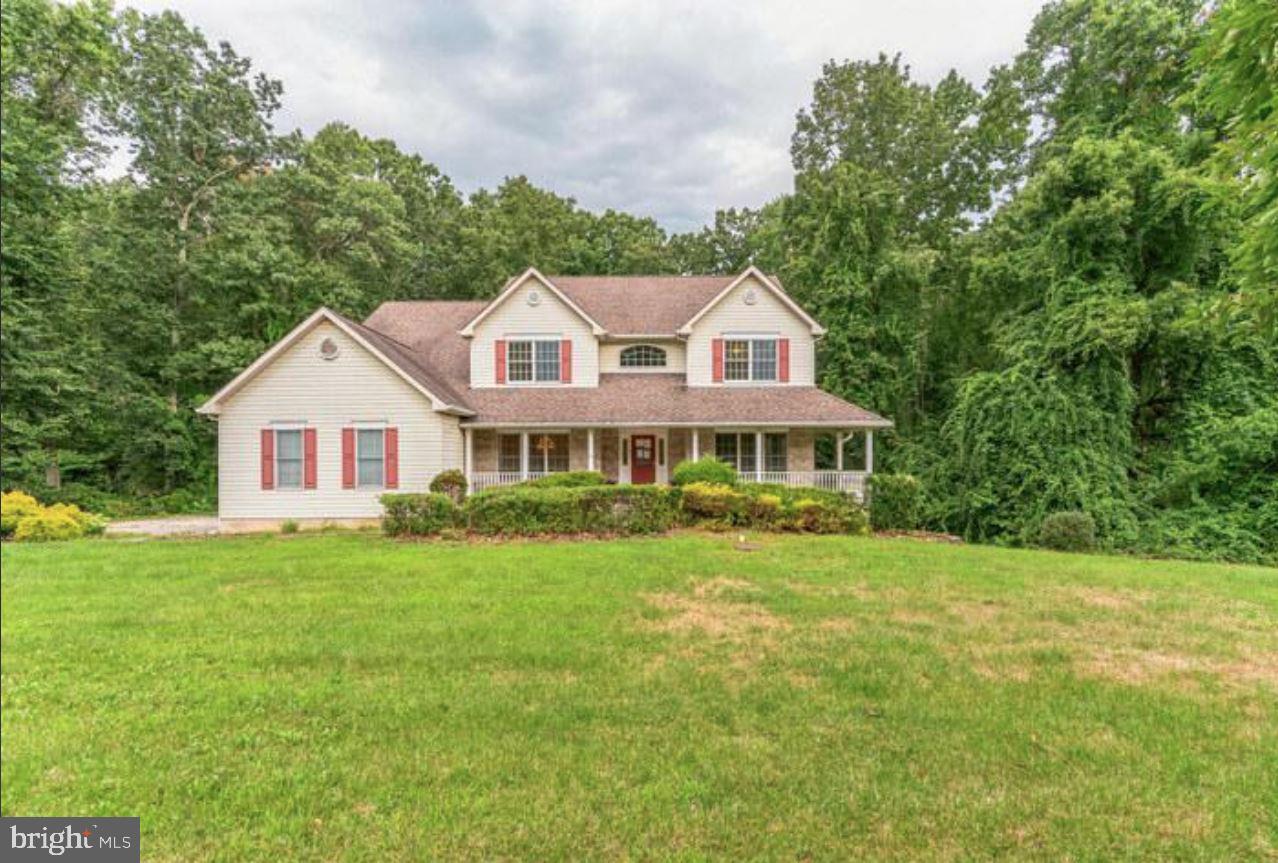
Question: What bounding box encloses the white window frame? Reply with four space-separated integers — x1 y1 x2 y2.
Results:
527 431 571 473
723 334 779 382
355 426 386 489
714 430 787 472
273 426 306 490
618 344 668 369
505 336 562 384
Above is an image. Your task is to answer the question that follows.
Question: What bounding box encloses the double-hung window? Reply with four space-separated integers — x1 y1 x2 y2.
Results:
357 428 385 488
508 339 561 383
275 429 303 489
716 432 787 473
723 338 777 382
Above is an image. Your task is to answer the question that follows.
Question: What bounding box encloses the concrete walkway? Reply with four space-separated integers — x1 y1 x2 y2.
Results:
105 515 219 537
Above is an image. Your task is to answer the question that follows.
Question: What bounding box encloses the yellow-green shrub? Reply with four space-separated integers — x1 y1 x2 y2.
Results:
678 482 745 521
14 507 84 542
47 502 106 536
1 490 41 536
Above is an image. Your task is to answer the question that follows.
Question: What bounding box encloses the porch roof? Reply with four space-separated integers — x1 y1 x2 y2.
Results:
461 374 891 428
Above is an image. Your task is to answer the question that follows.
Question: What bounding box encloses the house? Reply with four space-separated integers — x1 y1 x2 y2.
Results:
197 267 891 531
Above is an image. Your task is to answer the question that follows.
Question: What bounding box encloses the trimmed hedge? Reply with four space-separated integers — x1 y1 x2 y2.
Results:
381 493 459 536
466 485 677 536
671 457 738 487
429 469 468 502
868 473 922 531
521 471 608 488
1038 511 1097 552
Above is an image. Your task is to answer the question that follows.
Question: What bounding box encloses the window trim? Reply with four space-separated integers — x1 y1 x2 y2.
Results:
504 335 563 385
618 343 668 370
355 426 386 489
722 335 779 383
715 431 788 473
273 427 305 490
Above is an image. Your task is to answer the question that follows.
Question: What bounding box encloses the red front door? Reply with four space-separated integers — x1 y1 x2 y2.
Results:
630 435 656 484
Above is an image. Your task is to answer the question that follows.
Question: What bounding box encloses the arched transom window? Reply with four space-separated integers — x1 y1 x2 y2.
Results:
619 344 667 368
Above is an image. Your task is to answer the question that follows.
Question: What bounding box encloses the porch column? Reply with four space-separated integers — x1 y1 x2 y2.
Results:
836 432 845 472
463 427 473 489
519 431 529 479
691 427 699 460
754 430 764 481
587 428 596 471
865 430 874 474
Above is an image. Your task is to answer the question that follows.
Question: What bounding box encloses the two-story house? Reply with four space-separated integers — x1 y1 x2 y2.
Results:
198 267 891 530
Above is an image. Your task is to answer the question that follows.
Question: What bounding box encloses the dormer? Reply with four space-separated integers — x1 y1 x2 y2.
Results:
460 268 603 389
681 268 823 386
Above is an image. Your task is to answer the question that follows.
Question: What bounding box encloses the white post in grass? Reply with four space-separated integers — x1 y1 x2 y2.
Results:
520 431 529 480
587 428 596 471
754 430 764 482
463 427 473 491
836 432 845 472
865 430 874 474
691 428 699 460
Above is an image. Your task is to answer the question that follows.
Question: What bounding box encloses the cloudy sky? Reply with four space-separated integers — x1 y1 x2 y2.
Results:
128 0 1043 233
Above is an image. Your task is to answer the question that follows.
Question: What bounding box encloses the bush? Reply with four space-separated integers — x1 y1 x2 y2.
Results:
671 457 738 487
381 493 459 536
466 485 677 536
1 490 42 536
869 474 922 531
429 469 469 502
745 492 783 526
1038 511 1097 552
13 508 85 542
522 471 608 488
787 498 869 535
281 519 300 534
47 503 106 536
678 482 746 522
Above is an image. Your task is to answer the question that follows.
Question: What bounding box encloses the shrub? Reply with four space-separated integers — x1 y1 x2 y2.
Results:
671 457 737 487
678 482 746 522
429 469 469 502
1 490 42 537
381 493 459 536
788 497 869 535
869 474 922 531
47 503 106 536
522 471 608 488
465 485 677 536
13 508 84 542
1038 511 1097 552
745 493 783 526
280 519 300 534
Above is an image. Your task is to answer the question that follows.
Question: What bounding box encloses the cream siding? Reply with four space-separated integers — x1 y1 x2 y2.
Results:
599 340 686 373
469 281 599 388
216 321 461 520
684 274 816 386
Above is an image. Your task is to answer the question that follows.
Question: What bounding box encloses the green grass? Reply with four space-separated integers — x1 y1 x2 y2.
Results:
3 532 1276 860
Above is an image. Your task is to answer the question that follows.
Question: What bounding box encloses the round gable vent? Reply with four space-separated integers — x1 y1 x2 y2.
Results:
318 336 341 360
527 289 542 306
743 288 758 305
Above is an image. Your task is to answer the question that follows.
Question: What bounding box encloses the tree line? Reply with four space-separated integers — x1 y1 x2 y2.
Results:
2 0 1274 561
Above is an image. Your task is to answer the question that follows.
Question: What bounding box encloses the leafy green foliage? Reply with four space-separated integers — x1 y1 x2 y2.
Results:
464 486 677 537
520 471 608 488
671 457 738 487
1038 511 1099 552
380 493 458 537
868 474 922 531
428 469 468 502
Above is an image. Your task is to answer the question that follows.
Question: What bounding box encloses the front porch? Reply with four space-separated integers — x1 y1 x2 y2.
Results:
463 427 875 499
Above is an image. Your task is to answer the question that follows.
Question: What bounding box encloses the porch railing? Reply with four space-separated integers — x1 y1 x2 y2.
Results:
470 470 869 500
756 470 869 501
470 471 548 493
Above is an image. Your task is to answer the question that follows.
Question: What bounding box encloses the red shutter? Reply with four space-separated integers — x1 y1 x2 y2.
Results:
303 428 317 489
341 428 355 489
712 338 724 383
384 427 399 489
779 338 790 383
260 429 274 490
495 340 507 385
560 339 572 383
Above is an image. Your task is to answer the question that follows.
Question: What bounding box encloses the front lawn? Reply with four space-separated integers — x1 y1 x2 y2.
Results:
2 533 1275 859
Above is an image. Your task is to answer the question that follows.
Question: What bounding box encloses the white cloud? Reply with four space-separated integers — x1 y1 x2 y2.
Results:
124 0 1042 232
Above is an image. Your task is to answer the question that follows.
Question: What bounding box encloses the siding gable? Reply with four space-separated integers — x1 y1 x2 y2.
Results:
469 280 600 388
684 274 816 386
